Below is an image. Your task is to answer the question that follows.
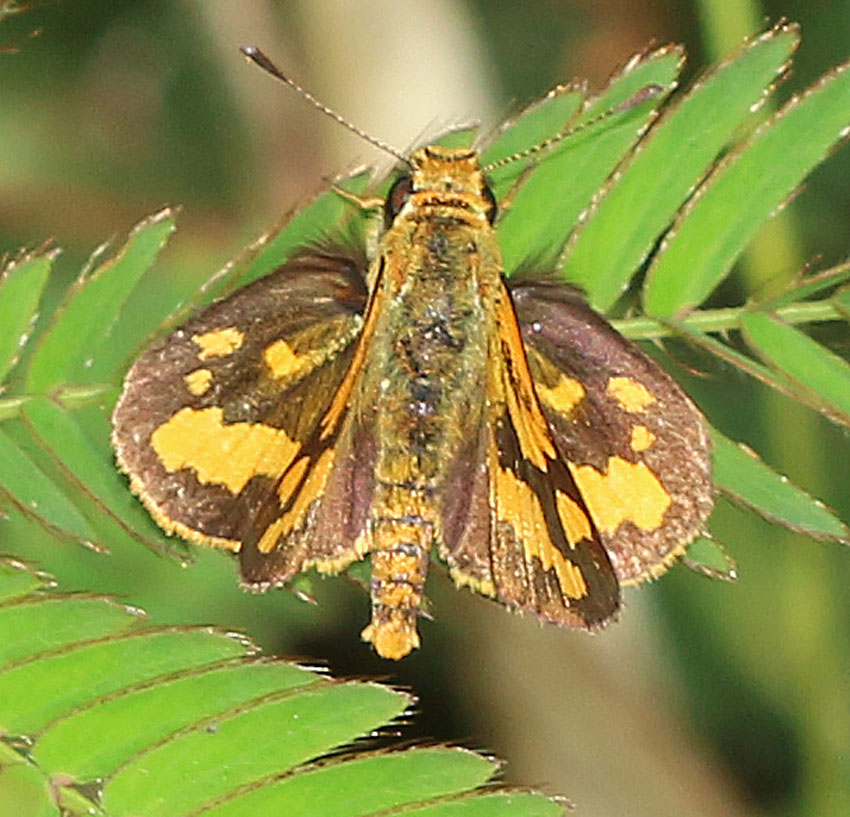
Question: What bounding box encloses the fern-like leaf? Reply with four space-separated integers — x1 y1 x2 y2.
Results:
0 557 562 817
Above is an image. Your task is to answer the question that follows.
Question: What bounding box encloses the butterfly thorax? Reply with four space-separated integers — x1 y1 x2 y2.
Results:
360 147 503 658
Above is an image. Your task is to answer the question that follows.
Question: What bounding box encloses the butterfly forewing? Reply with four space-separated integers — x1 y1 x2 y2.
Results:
112 252 370 559
510 281 714 584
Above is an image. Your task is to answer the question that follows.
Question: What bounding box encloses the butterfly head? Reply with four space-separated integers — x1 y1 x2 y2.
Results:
384 145 498 226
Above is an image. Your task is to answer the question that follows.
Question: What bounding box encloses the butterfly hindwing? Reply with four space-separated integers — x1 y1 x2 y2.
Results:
510 281 714 584
112 252 373 578
236 400 378 587
485 406 621 627
441 282 621 629
238 273 391 586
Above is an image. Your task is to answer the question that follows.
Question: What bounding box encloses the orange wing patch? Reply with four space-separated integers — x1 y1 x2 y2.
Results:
264 339 306 380
275 455 311 509
256 448 339 556
629 425 656 452
321 273 386 441
569 457 671 534
279 447 336 538
184 368 213 396
493 292 557 471
150 407 300 494
491 446 588 601
536 374 586 415
606 376 655 412
554 490 593 547
191 327 245 360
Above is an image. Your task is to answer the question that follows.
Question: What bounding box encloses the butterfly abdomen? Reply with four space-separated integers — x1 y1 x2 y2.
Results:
362 486 433 659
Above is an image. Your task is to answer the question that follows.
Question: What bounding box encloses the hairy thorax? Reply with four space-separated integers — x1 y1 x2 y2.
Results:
368 217 498 491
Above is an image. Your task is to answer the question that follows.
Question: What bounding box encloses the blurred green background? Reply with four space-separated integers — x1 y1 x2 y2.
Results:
2 1 850 816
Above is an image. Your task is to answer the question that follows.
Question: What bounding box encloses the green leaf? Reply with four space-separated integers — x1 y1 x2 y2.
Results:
433 124 480 149
0 558 560 817
402 793 564 817
26 209 176 393
0 628 248 734
21 398 174 555
34 660 320 780
482 85 585 171
206 169 373 299
493 47 682 274
0 764 58 817
0 595 138 667
195 748 498 817
664 318 849 419
102 682 408 817
565 23 798 310
645 57 850 316
741 311 850 427
834 283 850 319
756 260 850 310
712 428 848 541
0 251 53 385
0 558 51 603
0 427 101 547
681 535 738 581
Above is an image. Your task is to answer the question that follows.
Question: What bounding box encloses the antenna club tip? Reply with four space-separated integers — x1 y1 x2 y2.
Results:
240 45 258 58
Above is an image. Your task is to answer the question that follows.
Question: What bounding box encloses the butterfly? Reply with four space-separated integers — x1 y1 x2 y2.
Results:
112 49 713 659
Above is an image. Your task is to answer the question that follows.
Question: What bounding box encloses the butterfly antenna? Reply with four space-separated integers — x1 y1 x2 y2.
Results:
241 45 410 166
483 83 665 173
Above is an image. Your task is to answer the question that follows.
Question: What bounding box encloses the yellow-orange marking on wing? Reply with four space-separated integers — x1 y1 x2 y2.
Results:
494 288 557 471
555 490 593 547
256 447 338 554
192 327 245 360
264 339 305 380
493 458 587 600
607 376 655 413
150 407 299 494
321 275 385 440
276 455 311 509
630 425 656 452
184 368 213 396
536 375 586 415
450 569 496 597
281 447 336 533
569 457 671 534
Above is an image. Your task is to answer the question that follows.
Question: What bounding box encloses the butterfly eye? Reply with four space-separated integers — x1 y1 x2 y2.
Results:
482 182 498 225
386 175 414 225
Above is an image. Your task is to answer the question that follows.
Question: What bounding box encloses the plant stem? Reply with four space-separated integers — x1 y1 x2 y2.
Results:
614 299 844 339
0 385 112 421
